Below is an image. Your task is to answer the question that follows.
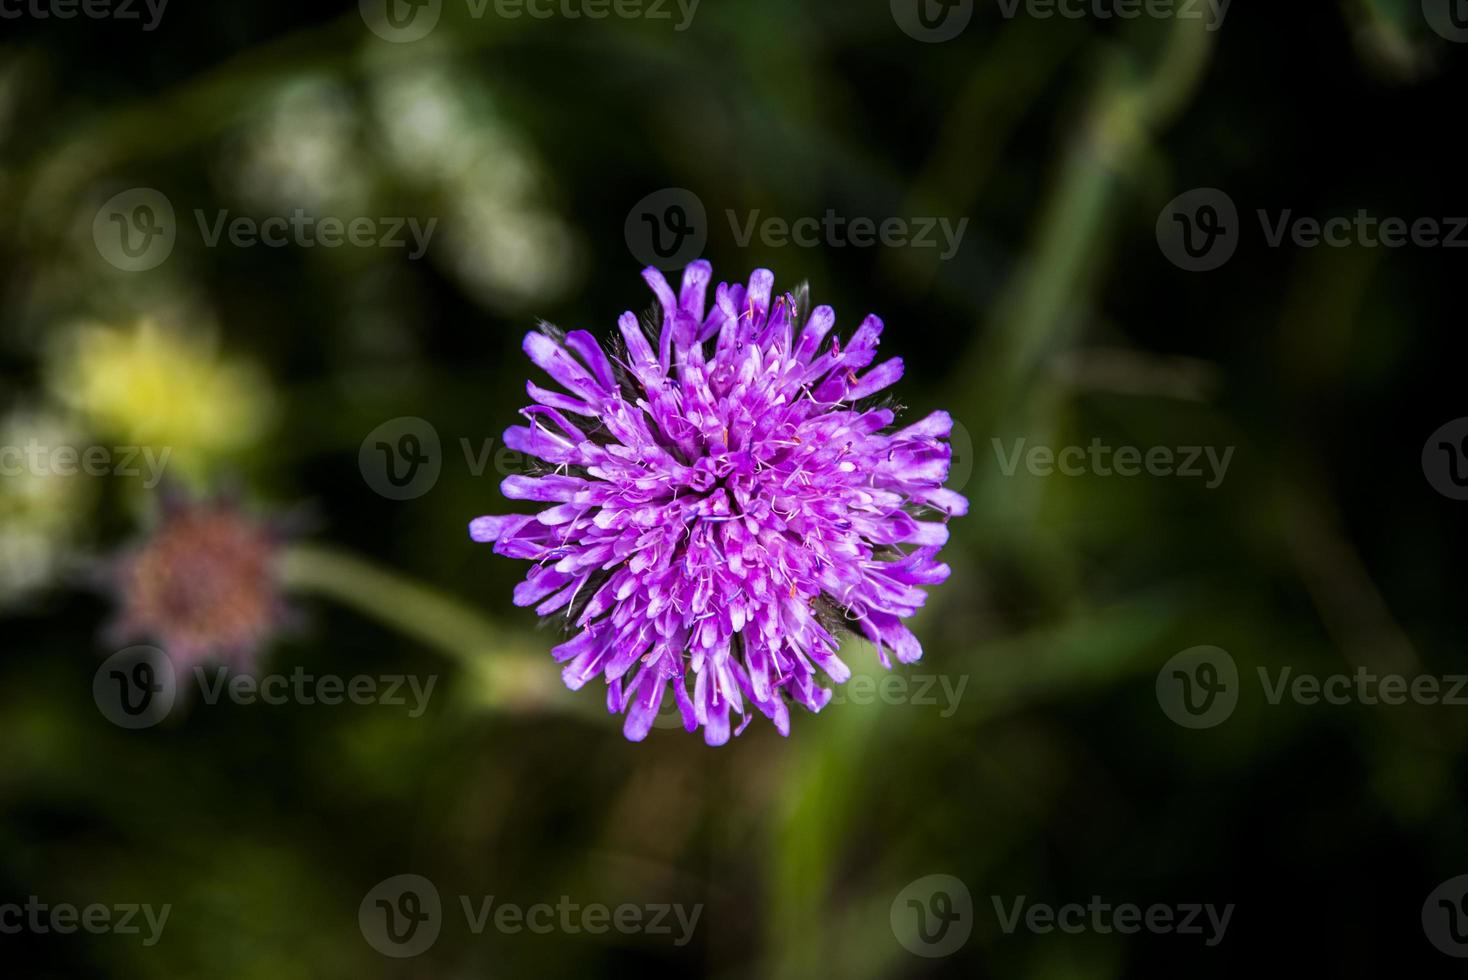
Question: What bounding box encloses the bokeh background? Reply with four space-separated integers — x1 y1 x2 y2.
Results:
4 0 1468 975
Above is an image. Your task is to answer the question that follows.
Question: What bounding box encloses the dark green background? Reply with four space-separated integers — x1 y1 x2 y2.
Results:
3 0 1467 976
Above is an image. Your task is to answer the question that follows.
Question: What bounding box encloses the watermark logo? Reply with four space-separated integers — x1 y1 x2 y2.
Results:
93 188 176 272
891 0 973 42
94 646 177 730
1156 188 1238 272
360 417 443 500
1424 875 1468 957
360 874 443 958
891 874 973 957
360 0 442 42
1423 0 1468 43
1423 418 1468 501
1156 646 1238 729
625 188 707 270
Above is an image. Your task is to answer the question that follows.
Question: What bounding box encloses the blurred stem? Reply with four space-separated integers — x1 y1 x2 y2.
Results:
959 18 1215 430
945 18 1216 610
885 18 1084 301
278 543 566 714
280 543 502 657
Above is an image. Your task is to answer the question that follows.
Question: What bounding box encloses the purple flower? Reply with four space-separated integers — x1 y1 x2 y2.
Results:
470 262 966 744
105 491 288 670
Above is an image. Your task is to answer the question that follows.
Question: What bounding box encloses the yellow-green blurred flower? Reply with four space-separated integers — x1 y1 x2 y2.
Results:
50 319 272 478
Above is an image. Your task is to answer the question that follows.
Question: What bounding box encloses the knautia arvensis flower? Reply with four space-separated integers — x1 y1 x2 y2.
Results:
106 492 287 669
470 261 966 744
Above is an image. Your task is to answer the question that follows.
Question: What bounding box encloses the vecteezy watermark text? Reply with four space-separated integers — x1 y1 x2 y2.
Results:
992 438 1234 489
1158 187 1468 271
359 0 698 43
194 210 435 258
0 897 170 946
1157 646 1468 729
727 210 968 261
622 188 968 270
992 895 1234 946
828 672 968 718
992 0 1229 28
0 0 167 29
1257 667 1468 708
890 0 1227 43
648 671 970 731
359 875 701 958
94 647 437 729
481 0 698 28
192 666 437 717
0 441 170 488
360 416 562 501
92 188 437 272
890 875 1232 955
457 895 700 945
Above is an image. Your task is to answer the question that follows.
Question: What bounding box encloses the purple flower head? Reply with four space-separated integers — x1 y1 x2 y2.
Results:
470 262 967 744
105 490 289 670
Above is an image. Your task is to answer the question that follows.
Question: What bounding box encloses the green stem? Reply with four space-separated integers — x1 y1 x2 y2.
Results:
278 543 571 714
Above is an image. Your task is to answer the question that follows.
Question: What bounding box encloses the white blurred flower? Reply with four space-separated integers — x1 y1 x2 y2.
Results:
222 78 370 216
442 199 581 308
369 61 582 311
0 408 93 604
